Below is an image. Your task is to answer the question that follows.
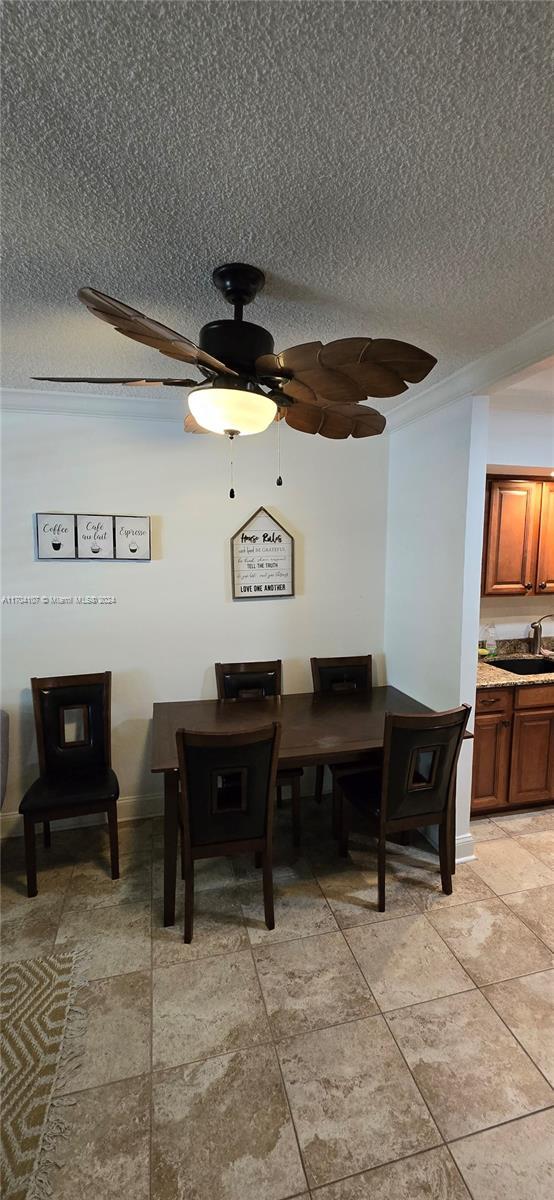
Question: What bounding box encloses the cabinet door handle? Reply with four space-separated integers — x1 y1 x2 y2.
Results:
502 720 511 728
539 581 547 590
479 697 500 706
525 581 533 590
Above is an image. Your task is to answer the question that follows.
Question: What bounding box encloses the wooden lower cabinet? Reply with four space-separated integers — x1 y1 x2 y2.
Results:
472 713 512 812
472 683 554 814
509 709 554 806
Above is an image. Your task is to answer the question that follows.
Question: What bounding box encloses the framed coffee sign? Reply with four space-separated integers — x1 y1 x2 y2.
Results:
231 507 294 599
114 516 151 560
35 513 151 560
77 514 114 559
35 514 76 559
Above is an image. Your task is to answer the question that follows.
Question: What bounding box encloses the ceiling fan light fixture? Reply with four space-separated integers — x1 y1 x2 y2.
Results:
188 380 276 436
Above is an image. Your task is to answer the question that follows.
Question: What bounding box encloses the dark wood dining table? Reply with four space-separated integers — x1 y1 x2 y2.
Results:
152 684 437 926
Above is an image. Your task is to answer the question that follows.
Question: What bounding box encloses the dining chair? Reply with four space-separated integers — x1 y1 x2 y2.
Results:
175 722 281 942
337 704 471 910
215 660 304 844
311 655 377 830
19 672 119 897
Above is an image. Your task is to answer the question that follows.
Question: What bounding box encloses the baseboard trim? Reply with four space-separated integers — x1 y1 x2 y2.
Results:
455 832 476 863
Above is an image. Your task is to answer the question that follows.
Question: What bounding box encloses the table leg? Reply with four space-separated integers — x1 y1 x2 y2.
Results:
163 770 179 927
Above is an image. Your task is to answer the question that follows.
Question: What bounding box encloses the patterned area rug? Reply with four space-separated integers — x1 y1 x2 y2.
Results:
1 950 86 1200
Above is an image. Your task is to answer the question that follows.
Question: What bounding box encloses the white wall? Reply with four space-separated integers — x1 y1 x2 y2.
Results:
384 396 489 857
1 405 388 830
481 389 554 641
487 391 554 471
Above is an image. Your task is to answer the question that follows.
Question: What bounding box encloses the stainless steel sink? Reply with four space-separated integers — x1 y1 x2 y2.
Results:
489 657 554 676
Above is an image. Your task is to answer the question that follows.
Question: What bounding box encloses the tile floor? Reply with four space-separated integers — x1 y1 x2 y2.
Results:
1 801 553 1199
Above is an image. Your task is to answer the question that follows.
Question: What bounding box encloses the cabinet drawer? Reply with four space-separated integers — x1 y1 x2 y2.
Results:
515 684 554 710
476 688 513 715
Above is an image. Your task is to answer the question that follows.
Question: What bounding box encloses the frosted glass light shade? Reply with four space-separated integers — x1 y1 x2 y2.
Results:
188 386 276 436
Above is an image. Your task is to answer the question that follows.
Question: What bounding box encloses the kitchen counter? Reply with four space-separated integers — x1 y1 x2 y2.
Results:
477 656 554 689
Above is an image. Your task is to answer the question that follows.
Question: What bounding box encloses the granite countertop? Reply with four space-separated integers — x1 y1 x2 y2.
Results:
477 655 554 689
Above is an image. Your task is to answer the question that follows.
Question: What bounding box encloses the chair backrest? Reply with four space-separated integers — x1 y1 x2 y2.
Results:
215 660 282 700
381 705 471 823
31 672 112 778
176 723 281 849
311 655 372 696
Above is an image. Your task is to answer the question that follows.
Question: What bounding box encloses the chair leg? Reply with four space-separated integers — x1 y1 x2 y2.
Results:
377 835 386 912
314 764 324 803
439 821 453 895
43 820 51 849
23 817 37 898
262 849 274 930
180 822 186 880
338 792 349 857
331 775 342 839
107 804 119 880
292 777 301 847
276 785 283 810
184 863 194 943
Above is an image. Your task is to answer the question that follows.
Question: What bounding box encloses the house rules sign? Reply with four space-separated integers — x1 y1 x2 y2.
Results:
231 507 294 599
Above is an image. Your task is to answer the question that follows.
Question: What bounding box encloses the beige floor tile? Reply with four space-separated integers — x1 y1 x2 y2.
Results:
62 971 151 1092
502 884 554 951
345 915 474 1011
56 900 151 979
492 809 554 835
152 850 235 898
65 819 153 865
387 989 553 1141
0 866 71 921
152 885 249 967
469 838 554 895
360 854 495 913
277 1015 440 1188
152 1045 307 1200
64 850 152 910
51 1075 150 1199
153 951 270 1069
254 930 377 1039
315 863 421 930
470 819 508 843
427 898 553 985
312 1146 471 1199
241 877 337 946
0 902 60 962
450 1108 554 1200
517 830 554 869
483 971 554 1086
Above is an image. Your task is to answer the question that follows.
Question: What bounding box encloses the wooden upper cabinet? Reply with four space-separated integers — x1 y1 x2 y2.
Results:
536 480 554 594
482 479 541 596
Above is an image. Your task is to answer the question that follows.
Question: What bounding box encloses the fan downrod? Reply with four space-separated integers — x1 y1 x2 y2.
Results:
212 263 265 320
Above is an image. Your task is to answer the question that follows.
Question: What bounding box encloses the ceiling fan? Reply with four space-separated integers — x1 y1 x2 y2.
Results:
34 263 437 444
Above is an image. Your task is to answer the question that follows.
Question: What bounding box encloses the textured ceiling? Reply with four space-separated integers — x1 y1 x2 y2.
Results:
1 0 553 411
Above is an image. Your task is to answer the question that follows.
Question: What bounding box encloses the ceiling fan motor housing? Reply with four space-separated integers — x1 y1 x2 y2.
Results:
199 319 274 375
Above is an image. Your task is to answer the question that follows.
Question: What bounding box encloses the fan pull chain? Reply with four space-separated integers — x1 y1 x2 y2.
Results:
228 434 236 499
276 415 283 487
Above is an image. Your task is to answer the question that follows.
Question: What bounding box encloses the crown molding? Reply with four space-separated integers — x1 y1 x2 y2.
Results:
2 317 552 430
0 386 185 422
385 317 554 433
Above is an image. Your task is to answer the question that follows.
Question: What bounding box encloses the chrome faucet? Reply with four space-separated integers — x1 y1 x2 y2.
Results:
530 614 554 655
